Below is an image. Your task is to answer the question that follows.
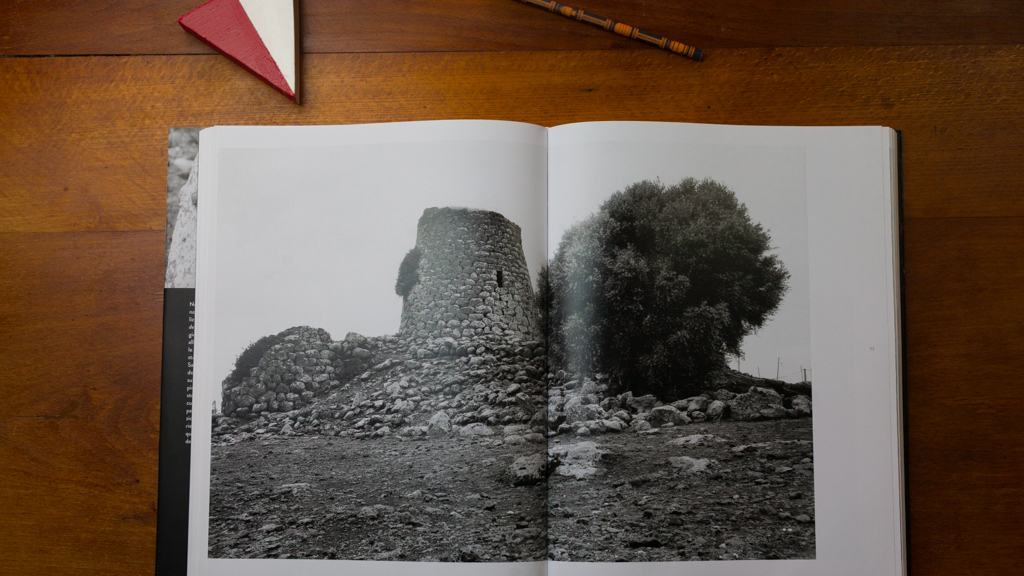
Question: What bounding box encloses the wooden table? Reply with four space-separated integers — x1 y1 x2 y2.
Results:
2 1 1022 574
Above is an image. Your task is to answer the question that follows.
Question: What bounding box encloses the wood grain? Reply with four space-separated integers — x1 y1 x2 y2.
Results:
2 0 1024 56
0 231 164 575
902 217 1024 574
2 46 1022 236
2 1 1024 572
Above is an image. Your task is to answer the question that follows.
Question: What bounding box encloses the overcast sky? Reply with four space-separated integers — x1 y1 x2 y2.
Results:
205 122 811 387
207 123 548 387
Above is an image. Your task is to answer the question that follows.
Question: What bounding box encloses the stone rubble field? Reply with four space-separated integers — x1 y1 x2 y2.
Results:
210 325 551 561
208 433 548 561
547 419 815 561
210 325 814 561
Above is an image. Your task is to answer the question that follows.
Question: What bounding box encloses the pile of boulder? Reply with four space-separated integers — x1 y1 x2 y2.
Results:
546 371 812 437
214 326 549 441
216 325 812 442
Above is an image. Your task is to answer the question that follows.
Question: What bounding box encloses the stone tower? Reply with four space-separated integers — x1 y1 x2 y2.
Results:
399 207 537 341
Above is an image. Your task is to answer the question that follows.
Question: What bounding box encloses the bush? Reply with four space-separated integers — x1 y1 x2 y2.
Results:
228 333 285 384
547 178 788 400
395 246 422 298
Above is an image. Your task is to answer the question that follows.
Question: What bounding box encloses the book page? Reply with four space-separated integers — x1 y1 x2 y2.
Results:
190 121 549 576
545 122 901 576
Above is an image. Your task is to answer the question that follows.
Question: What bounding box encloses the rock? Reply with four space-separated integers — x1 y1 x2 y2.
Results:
626 394 659 412
509 453 549 485
627 538 663 548
504 434 526 445
713 388 737 401
795 514 813 523
728 387 785 421
402 426 428 437
668 434 724 446
503 424 530 435
459 423 495 436
427 411 452 436
705 400 727 422
630 419 653 433
760 405 788 419
549 441 604 479
603 418 625 432
648 405 690 427
611 410 631 423
686 397 710 413
563 396 605 425
791 395 812 417
616 391 633 406
668 456 714 474
547 411 566 430
459 545 484 562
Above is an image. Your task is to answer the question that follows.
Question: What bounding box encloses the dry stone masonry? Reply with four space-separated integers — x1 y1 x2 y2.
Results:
400 207 538 341
221 327 379 418
217 207 548 438
216 330 548 441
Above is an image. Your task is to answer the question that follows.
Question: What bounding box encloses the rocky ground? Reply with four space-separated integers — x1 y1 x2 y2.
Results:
208 432 547 561
208 418 814 562
209 326 550 561
210 325 815 562
547 418 815 561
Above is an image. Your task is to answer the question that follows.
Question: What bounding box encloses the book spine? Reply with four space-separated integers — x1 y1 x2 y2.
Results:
155 288 195 575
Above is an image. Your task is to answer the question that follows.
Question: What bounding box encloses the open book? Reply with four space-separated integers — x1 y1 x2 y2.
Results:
165 120 904 576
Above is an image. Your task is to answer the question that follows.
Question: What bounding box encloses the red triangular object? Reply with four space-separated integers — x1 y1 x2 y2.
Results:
179 0 296 102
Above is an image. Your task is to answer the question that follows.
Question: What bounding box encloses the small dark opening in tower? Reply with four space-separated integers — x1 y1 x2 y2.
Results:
497 270 504 288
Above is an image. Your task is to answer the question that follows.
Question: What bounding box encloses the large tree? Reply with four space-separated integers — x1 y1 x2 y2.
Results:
547 178 789 400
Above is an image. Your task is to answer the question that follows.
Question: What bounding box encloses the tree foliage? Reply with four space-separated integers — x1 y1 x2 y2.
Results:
535 265 552 347
395 247 422 298
547 178 789 400
229 333 285 384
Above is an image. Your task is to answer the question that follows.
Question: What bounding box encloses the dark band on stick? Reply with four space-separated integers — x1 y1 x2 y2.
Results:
516 0 703 61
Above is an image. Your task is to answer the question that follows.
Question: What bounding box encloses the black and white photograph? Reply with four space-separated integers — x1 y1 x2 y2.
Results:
194 123 552 567
187 121 902 576
542 128 814 562
166 127 200 289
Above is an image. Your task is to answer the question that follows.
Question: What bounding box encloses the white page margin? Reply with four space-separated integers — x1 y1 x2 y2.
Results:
546 122 901 576
189 121 550 576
